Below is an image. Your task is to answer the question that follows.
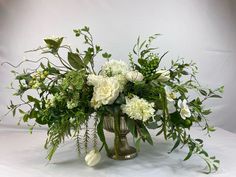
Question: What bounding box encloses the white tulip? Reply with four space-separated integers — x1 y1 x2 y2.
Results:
125 70 144 82
177 99 191 119
156 70 170 82
85 150 101 167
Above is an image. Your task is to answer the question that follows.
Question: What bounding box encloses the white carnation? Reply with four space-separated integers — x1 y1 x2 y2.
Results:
125 70 144 82
100 59 129 76
121 95 155 122
156 70 170 82
90 77 120 109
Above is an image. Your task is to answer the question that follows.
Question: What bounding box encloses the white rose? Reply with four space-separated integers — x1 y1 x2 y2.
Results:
178 99 191 119
100 59 129 76
156 70 170 82
125 70 144 82
87 74 104 86
121 95 155 122
85 150 101 167
91 77 120 109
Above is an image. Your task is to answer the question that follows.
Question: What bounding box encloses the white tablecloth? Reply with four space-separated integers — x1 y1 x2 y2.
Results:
0 126 236 177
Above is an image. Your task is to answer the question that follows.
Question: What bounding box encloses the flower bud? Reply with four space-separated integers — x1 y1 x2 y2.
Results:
85 150 101 167
125 70 144 82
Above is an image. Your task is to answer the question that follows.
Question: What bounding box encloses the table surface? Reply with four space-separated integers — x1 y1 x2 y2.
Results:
0 126 236 177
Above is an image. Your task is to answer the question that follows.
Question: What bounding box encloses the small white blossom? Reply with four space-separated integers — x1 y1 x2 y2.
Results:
67 100 78 109
121 95 155 122
178 99 191 119
165 86 177 102
125 70 144 82
85 150 101 167
156 70 170 82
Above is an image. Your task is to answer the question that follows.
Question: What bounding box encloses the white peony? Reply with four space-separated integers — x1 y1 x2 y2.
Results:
100 59 129 76
85 150 101 167
177 99 191 119
121 95 155 122
156 70 170 82
125 70 144 82
90 77 120 109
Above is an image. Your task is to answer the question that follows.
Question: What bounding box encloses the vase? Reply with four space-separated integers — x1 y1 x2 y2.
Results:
103 116 137 160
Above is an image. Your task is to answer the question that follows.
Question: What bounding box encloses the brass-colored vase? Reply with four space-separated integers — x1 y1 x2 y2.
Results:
103 116 137 160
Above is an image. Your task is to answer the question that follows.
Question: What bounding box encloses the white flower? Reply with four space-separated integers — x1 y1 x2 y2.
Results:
165 86 177 102
121 95 155 122
91 77 120 109
87 74 104 86
67 100 78 109
156 70 170 82
114 74 127 92
125 70 144 82
85 150 101 167
178 99 191 119
100 59 129 76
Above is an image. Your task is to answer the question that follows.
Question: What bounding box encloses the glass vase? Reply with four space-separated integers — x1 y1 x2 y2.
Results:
103 116 137 160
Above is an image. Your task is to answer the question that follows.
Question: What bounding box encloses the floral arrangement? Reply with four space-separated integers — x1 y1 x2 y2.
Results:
3 26 223 173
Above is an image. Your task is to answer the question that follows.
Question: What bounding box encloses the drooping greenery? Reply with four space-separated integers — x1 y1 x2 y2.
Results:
3 26 223 173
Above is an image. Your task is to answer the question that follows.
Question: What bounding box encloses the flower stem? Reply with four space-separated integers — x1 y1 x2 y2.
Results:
114 112 121 159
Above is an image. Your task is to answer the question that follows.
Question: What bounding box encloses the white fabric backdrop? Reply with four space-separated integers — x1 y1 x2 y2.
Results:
0 0 235 132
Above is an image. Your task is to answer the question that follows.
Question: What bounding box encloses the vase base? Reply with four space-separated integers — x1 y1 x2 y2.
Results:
107 146 137 160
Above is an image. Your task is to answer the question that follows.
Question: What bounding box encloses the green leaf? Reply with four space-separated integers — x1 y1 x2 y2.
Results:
138 58 147 66
169 138 181 153
209 94 222 98
44 37 63 53
139 124 153 145
102 52 112 59
67 52 84 70
199 89 207 96
126 118 137 137
184 149 193 161
97 116 109 154
135 137 142 152
18 109 25 114
202 109 212 115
